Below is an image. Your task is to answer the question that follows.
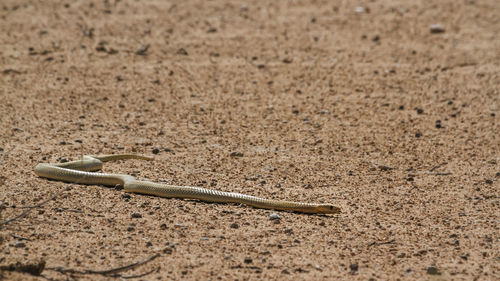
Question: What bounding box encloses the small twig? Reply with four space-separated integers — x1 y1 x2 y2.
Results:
48 252 160 277
414 171 453 176
429 162 447 172
368 239 396 247
52 207 83 213
119 267 159 279
0 195 57 227
432 172 452 176
90 253 160 275
10 234 33 241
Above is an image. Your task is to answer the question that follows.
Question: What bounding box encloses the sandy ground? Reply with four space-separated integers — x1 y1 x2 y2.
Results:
0 0 499 280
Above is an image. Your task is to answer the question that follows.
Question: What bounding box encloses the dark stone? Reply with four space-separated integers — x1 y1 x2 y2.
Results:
230 152 244 157
131 212 142 218
350 263 358 271
427 266 441 275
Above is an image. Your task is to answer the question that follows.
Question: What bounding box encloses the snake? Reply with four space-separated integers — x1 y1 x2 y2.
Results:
34 154 341 214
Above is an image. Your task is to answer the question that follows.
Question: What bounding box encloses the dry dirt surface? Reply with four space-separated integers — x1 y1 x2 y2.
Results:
1 0 499 280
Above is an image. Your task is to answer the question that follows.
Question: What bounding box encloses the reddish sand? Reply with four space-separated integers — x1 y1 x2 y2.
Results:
0 0 498 280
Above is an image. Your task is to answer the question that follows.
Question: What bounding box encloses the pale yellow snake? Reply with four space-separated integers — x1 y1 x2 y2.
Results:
34 154 340 214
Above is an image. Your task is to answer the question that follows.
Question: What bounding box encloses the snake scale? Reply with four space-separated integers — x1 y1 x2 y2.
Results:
34 154 340 214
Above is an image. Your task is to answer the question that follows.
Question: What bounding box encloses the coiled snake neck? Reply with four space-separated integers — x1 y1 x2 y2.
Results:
34 154 340 214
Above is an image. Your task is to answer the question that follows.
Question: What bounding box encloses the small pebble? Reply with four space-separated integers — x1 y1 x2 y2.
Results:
354 6 364 13
372 35 380 42
122 194 131 200
430 24 445 34
136 44 150 56
427 266 441 275
269 213 281 220
152 148 160 154
244 257 253 264
379 165 393 171
176 48 188 55
230 222 239 229
160 223 167 230
416 108 424 114
435 120 442 128
127 226 135 232
350 263 359 272
14 241 26 248
131 212 142 218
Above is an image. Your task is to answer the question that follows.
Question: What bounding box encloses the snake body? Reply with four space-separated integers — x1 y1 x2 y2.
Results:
34 154 340 214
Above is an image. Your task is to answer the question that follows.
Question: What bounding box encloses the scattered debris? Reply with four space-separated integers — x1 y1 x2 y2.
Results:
0 260 46 276
0 195 57 228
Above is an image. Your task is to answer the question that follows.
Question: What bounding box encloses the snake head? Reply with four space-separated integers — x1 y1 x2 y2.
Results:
316 204 341 214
